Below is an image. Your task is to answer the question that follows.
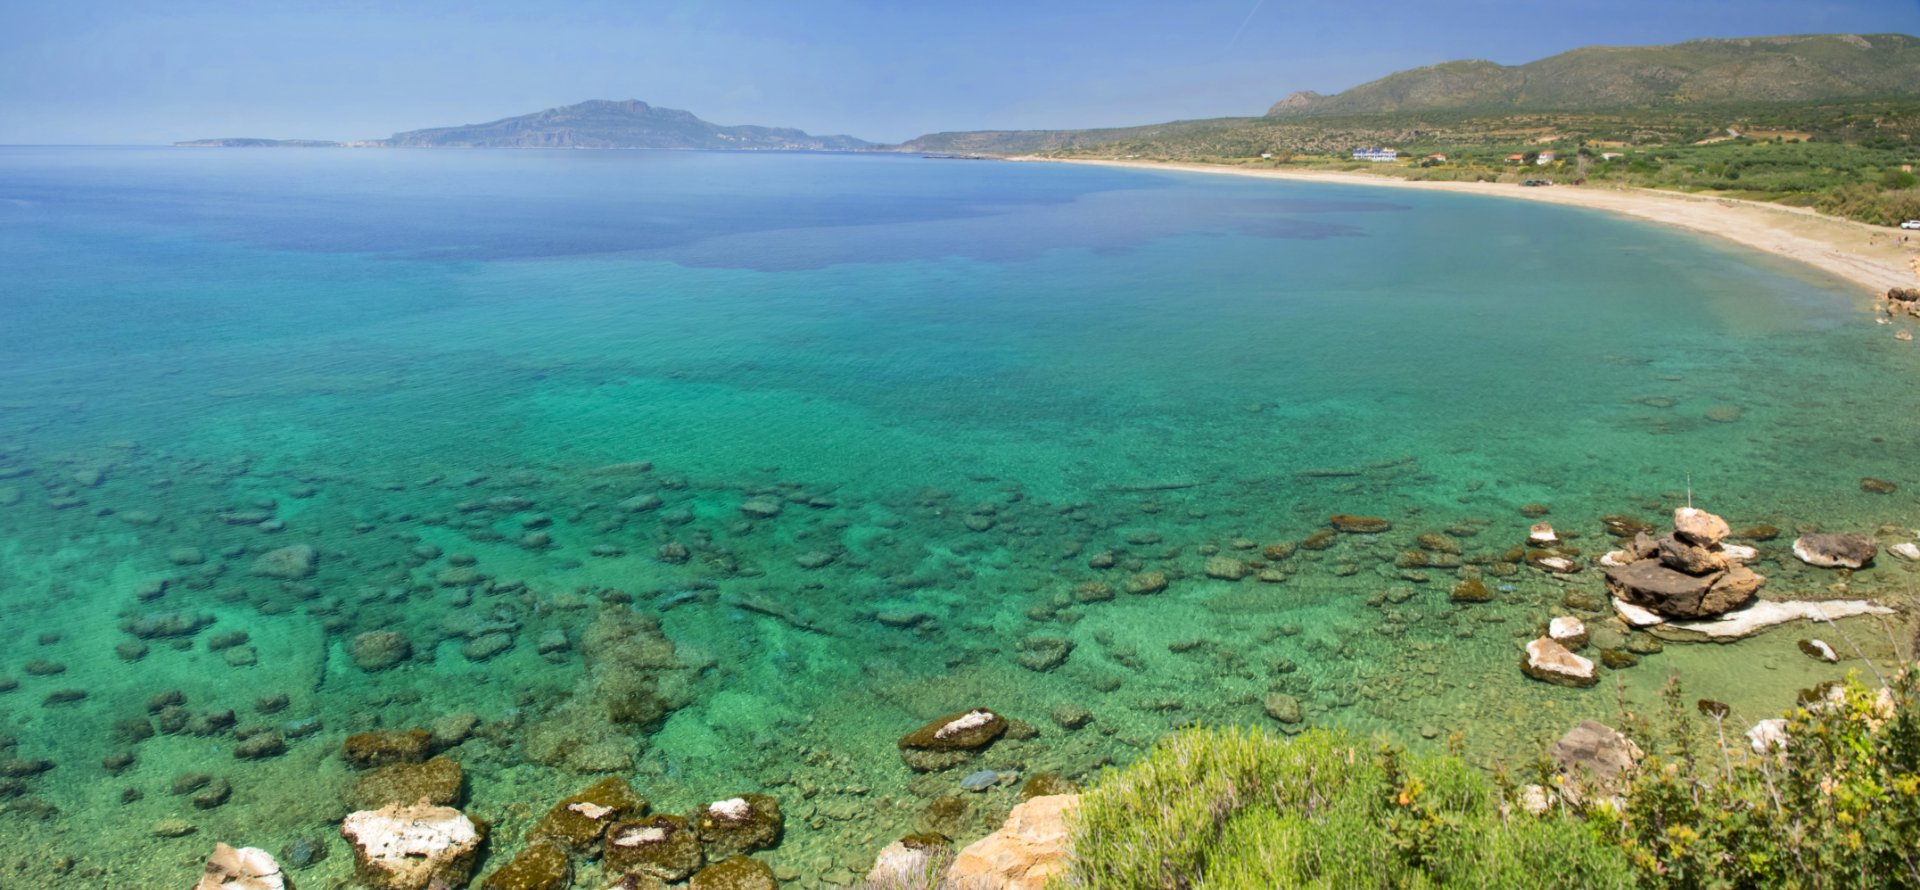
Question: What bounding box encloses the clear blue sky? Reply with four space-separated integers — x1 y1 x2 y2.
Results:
3 0 1917 145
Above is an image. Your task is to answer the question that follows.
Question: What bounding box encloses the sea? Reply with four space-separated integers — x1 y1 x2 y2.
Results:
0 146 1914 887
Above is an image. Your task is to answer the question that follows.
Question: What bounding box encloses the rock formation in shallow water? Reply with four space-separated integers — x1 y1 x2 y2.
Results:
1602 507 1764 620
521 605 691 773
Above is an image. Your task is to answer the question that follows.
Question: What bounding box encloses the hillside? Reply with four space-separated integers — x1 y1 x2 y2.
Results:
1267 33 1920 116
379 99 873 150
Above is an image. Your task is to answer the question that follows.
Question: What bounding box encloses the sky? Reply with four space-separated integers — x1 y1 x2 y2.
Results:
3 0 1918 145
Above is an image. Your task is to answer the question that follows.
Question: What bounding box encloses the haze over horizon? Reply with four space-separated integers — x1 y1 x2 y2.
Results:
4 0 1918 146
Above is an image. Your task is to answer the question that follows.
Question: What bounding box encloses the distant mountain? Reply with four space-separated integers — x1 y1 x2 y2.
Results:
1267 33 1920 116
379 99 874 150
173 138 342 148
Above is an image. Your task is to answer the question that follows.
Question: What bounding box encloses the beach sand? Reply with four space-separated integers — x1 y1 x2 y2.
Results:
1023 158 1918 297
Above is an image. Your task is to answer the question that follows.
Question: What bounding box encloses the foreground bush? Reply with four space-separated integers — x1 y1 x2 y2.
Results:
1605 671 1920 889
1060 726 1633 889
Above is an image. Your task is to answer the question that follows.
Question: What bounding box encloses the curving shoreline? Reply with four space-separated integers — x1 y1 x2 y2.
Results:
1019 157 1917 297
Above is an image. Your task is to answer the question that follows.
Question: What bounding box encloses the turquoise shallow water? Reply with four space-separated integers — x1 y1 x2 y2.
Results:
0 147 1916 886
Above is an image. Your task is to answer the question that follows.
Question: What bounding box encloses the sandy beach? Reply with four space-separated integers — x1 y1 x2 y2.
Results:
1024 158 1917 297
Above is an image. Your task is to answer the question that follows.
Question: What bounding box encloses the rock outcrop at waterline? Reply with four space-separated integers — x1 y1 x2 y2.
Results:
1602 507 1764 620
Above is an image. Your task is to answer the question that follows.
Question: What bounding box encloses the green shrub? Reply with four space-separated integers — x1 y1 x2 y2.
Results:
1058 726 1633 889
1605 672 1920 889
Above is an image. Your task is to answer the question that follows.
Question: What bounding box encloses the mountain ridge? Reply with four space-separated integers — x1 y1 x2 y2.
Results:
1265 33 1920 116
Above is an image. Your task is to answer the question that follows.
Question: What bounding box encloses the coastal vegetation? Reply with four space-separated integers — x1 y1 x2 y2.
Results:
1056 669 1920 888
898 33 1920 228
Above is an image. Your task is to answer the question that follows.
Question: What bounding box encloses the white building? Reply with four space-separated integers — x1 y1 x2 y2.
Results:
1351 148 1398 162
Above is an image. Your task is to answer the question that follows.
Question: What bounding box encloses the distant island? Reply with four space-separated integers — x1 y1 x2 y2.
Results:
175 99 874 151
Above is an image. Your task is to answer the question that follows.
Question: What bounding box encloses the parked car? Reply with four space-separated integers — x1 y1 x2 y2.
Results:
1902 220 1920 230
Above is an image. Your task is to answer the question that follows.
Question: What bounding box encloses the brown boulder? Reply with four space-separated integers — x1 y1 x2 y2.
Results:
1521 637 1597 688
529 776 647 854
898 709 1007 771
1549 721 1641 804
946 794 1078 890
1605 560 1762 620
1656 534 1728 576
1793 533 1878 569
1672 508 1730 546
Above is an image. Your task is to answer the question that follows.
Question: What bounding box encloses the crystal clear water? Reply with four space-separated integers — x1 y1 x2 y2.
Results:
0 146 1914 886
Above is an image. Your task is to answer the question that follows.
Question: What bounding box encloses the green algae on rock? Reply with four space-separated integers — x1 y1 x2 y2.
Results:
529 775 647 855
346 756 464 811
342 729 434 768
898 709 1008 771
478 840 572 890
691 794 782 860
687 855 776 890
605 814 705 881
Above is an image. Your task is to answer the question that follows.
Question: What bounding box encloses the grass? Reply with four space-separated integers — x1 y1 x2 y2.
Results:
1056 726 1634 889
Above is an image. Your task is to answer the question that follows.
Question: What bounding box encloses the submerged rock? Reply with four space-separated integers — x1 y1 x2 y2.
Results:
1329 514 1390 534
693 795 782 859
340 803 485 890
477 840 571 890
606 814 704 881
1262 693 1303 725
689 856 775 890
347 756 464 811
350 631 413 672
898 709 1008 772
251 545 317 580
530 775 646 854
342 729 434 768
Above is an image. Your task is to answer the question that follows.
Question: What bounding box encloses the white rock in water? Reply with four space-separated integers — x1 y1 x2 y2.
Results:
194 843 285 890
935 709 998 739
1612 598 1666 628
1598 550 1633 567
1521 637 1597 688
1747 719 1789 754
340 804 483 890
1721 543 1759 561
708 797 752 820
1527 522 1558 546
1803 639 1839 663
1548 616 1588 649
1891 542 1920 562
1651 600 1895 643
